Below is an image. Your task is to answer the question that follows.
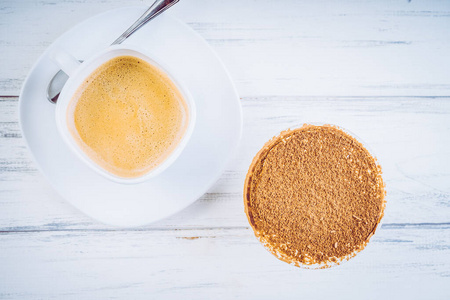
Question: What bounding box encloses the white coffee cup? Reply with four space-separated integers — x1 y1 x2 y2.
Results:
50 45 196 184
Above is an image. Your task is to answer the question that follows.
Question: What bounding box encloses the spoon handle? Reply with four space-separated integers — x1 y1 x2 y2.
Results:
112 0 180 45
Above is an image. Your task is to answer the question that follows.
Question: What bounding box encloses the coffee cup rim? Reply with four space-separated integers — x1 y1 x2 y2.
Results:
54 44 196 184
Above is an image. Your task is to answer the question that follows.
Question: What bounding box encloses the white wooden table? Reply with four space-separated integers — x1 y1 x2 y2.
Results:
1 0 450 298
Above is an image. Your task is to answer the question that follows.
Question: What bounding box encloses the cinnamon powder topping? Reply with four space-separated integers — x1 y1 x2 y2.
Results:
244 124 385 268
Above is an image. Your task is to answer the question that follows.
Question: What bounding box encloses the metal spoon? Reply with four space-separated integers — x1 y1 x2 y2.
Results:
47 0 179 104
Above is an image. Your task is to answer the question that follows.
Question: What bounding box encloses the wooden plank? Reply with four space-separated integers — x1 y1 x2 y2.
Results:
1 0 450 96
1 96 450 230
0 226 449 299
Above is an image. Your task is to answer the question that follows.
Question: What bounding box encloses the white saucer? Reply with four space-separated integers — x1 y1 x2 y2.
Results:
19 6 242 227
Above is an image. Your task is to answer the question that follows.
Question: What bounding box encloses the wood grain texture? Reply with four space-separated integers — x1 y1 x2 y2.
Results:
1 96 449 230
0 225 450 299
1 0 450 96
1 226 450 299
1 0 450 298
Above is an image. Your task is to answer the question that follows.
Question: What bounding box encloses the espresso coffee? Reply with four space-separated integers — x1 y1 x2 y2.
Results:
67 55 189 178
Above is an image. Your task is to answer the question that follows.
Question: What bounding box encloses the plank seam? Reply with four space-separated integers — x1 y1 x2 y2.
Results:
0 223 449 233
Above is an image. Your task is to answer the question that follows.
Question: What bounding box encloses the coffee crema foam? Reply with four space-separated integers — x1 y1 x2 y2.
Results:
68 55 189 178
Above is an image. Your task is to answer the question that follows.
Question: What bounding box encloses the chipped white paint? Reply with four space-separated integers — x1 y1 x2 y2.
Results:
0 0 450 299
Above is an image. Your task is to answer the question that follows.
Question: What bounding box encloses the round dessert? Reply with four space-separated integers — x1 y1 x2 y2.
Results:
244 124 385 268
